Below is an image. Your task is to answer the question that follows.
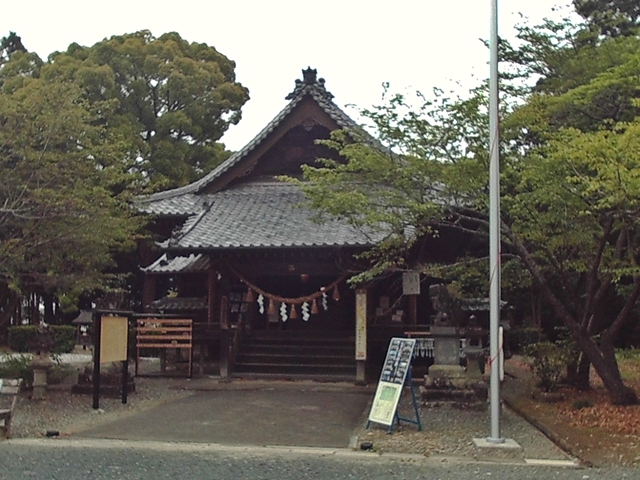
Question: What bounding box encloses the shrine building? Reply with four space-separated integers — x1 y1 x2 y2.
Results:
135 68 468 383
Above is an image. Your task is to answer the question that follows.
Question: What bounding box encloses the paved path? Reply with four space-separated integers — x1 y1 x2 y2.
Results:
74 385 370 448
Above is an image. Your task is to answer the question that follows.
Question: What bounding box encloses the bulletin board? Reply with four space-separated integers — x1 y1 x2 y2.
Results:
99 316 129 364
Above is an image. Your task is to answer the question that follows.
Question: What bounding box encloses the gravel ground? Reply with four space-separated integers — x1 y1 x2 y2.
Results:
3 356 575 464
8 359 191 439
352 394 574 462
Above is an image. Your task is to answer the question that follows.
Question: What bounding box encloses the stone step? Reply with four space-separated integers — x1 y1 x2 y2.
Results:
234 362 355 375
242 337 354 347
241 344 354 355
236 352 354 366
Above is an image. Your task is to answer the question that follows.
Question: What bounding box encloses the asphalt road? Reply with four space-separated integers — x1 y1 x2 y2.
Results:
0 439 637 480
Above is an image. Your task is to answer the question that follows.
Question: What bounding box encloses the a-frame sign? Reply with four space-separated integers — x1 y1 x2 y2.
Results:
367 337 422 433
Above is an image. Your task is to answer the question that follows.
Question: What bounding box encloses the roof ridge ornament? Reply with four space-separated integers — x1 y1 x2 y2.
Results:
285 67 334 101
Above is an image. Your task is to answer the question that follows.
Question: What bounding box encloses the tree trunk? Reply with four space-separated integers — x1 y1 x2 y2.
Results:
567 353 591 391
576 330 638 405
0 291 19 344
43 293 55 324
503 225 638 405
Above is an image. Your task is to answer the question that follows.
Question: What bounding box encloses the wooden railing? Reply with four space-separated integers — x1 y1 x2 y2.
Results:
135 318 193 377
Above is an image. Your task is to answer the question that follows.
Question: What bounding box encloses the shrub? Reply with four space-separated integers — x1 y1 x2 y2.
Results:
0 354 33 386
8 326 38 353
524 341 573 393
47 359 76 385
8 325 76 354
571 398 594 410
51 326 76 354
507 327 547 354
616 348 640 360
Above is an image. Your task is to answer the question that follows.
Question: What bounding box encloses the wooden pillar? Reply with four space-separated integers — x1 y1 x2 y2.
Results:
203 265 217 374
355 288 368 385
219 295 229 378
408 295 417 325
207 266 217 325
141 274 157 313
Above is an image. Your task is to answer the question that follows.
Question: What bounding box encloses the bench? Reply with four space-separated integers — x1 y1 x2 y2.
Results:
0 378 21 439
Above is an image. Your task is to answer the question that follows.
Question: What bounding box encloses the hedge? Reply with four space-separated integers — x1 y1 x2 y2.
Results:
8 325 77 354
505 327 547 354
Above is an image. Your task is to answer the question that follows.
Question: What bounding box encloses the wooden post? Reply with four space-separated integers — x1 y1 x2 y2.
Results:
355 289 367 385
207 266 217 325
92 312 102 410
219 295 229 378
203 264 217 374
141 274 157 313
409 295 417 325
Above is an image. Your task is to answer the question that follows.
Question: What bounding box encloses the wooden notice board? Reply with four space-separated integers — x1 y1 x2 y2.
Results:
368 337 416 426
99 316 129 364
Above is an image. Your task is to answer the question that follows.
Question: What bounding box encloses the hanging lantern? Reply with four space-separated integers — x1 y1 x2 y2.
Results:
289 304 298 319
245 288 256 303
311 298 319 315
332 284 341 301
267 298 277 315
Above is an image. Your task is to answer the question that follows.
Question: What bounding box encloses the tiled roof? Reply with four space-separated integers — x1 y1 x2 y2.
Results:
142 253 210 274
137 194 213 216
162 181 383 250
135 68 362 213
149 296 207 311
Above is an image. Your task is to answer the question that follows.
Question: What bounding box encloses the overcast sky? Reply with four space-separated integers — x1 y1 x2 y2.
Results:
3 1 575 150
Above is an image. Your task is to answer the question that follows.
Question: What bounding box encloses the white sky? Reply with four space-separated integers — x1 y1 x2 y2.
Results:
2 1 575 150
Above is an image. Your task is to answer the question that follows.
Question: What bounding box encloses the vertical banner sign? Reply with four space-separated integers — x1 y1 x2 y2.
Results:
368 337 416 426
355 289 367 360
99 316 128 363
402 271 420 295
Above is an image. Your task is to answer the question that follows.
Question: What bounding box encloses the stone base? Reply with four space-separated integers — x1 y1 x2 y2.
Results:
71 365 135 398
473 437 521 450
425 365 467 388
423 365 488 403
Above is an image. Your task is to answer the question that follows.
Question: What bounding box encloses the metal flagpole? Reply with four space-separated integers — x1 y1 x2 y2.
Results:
487 0 504 444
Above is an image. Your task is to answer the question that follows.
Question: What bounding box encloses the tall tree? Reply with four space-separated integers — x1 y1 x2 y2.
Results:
43 31 250 190
293 17 640 404
0 32 26 64
573 0 640 37
0 73 143 329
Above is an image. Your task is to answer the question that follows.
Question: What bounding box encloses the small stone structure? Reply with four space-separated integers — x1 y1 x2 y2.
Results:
71 362 135 397
422 285 489 404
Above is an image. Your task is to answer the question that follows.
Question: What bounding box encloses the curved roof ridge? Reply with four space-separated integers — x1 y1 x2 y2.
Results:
138 68 361 205
166 206 210 247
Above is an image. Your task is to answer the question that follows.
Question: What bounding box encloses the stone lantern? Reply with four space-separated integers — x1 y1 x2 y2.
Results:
29 322 55 400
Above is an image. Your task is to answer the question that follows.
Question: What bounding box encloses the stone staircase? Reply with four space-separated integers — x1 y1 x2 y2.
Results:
233 331 356 381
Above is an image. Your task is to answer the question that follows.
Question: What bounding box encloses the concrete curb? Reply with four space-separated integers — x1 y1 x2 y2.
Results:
3 438 581 468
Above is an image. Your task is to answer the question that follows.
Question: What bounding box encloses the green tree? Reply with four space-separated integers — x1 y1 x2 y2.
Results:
0 74 143 330
0 32 27 65
293 20 640 404
43 30 250 190
573 0 640 37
